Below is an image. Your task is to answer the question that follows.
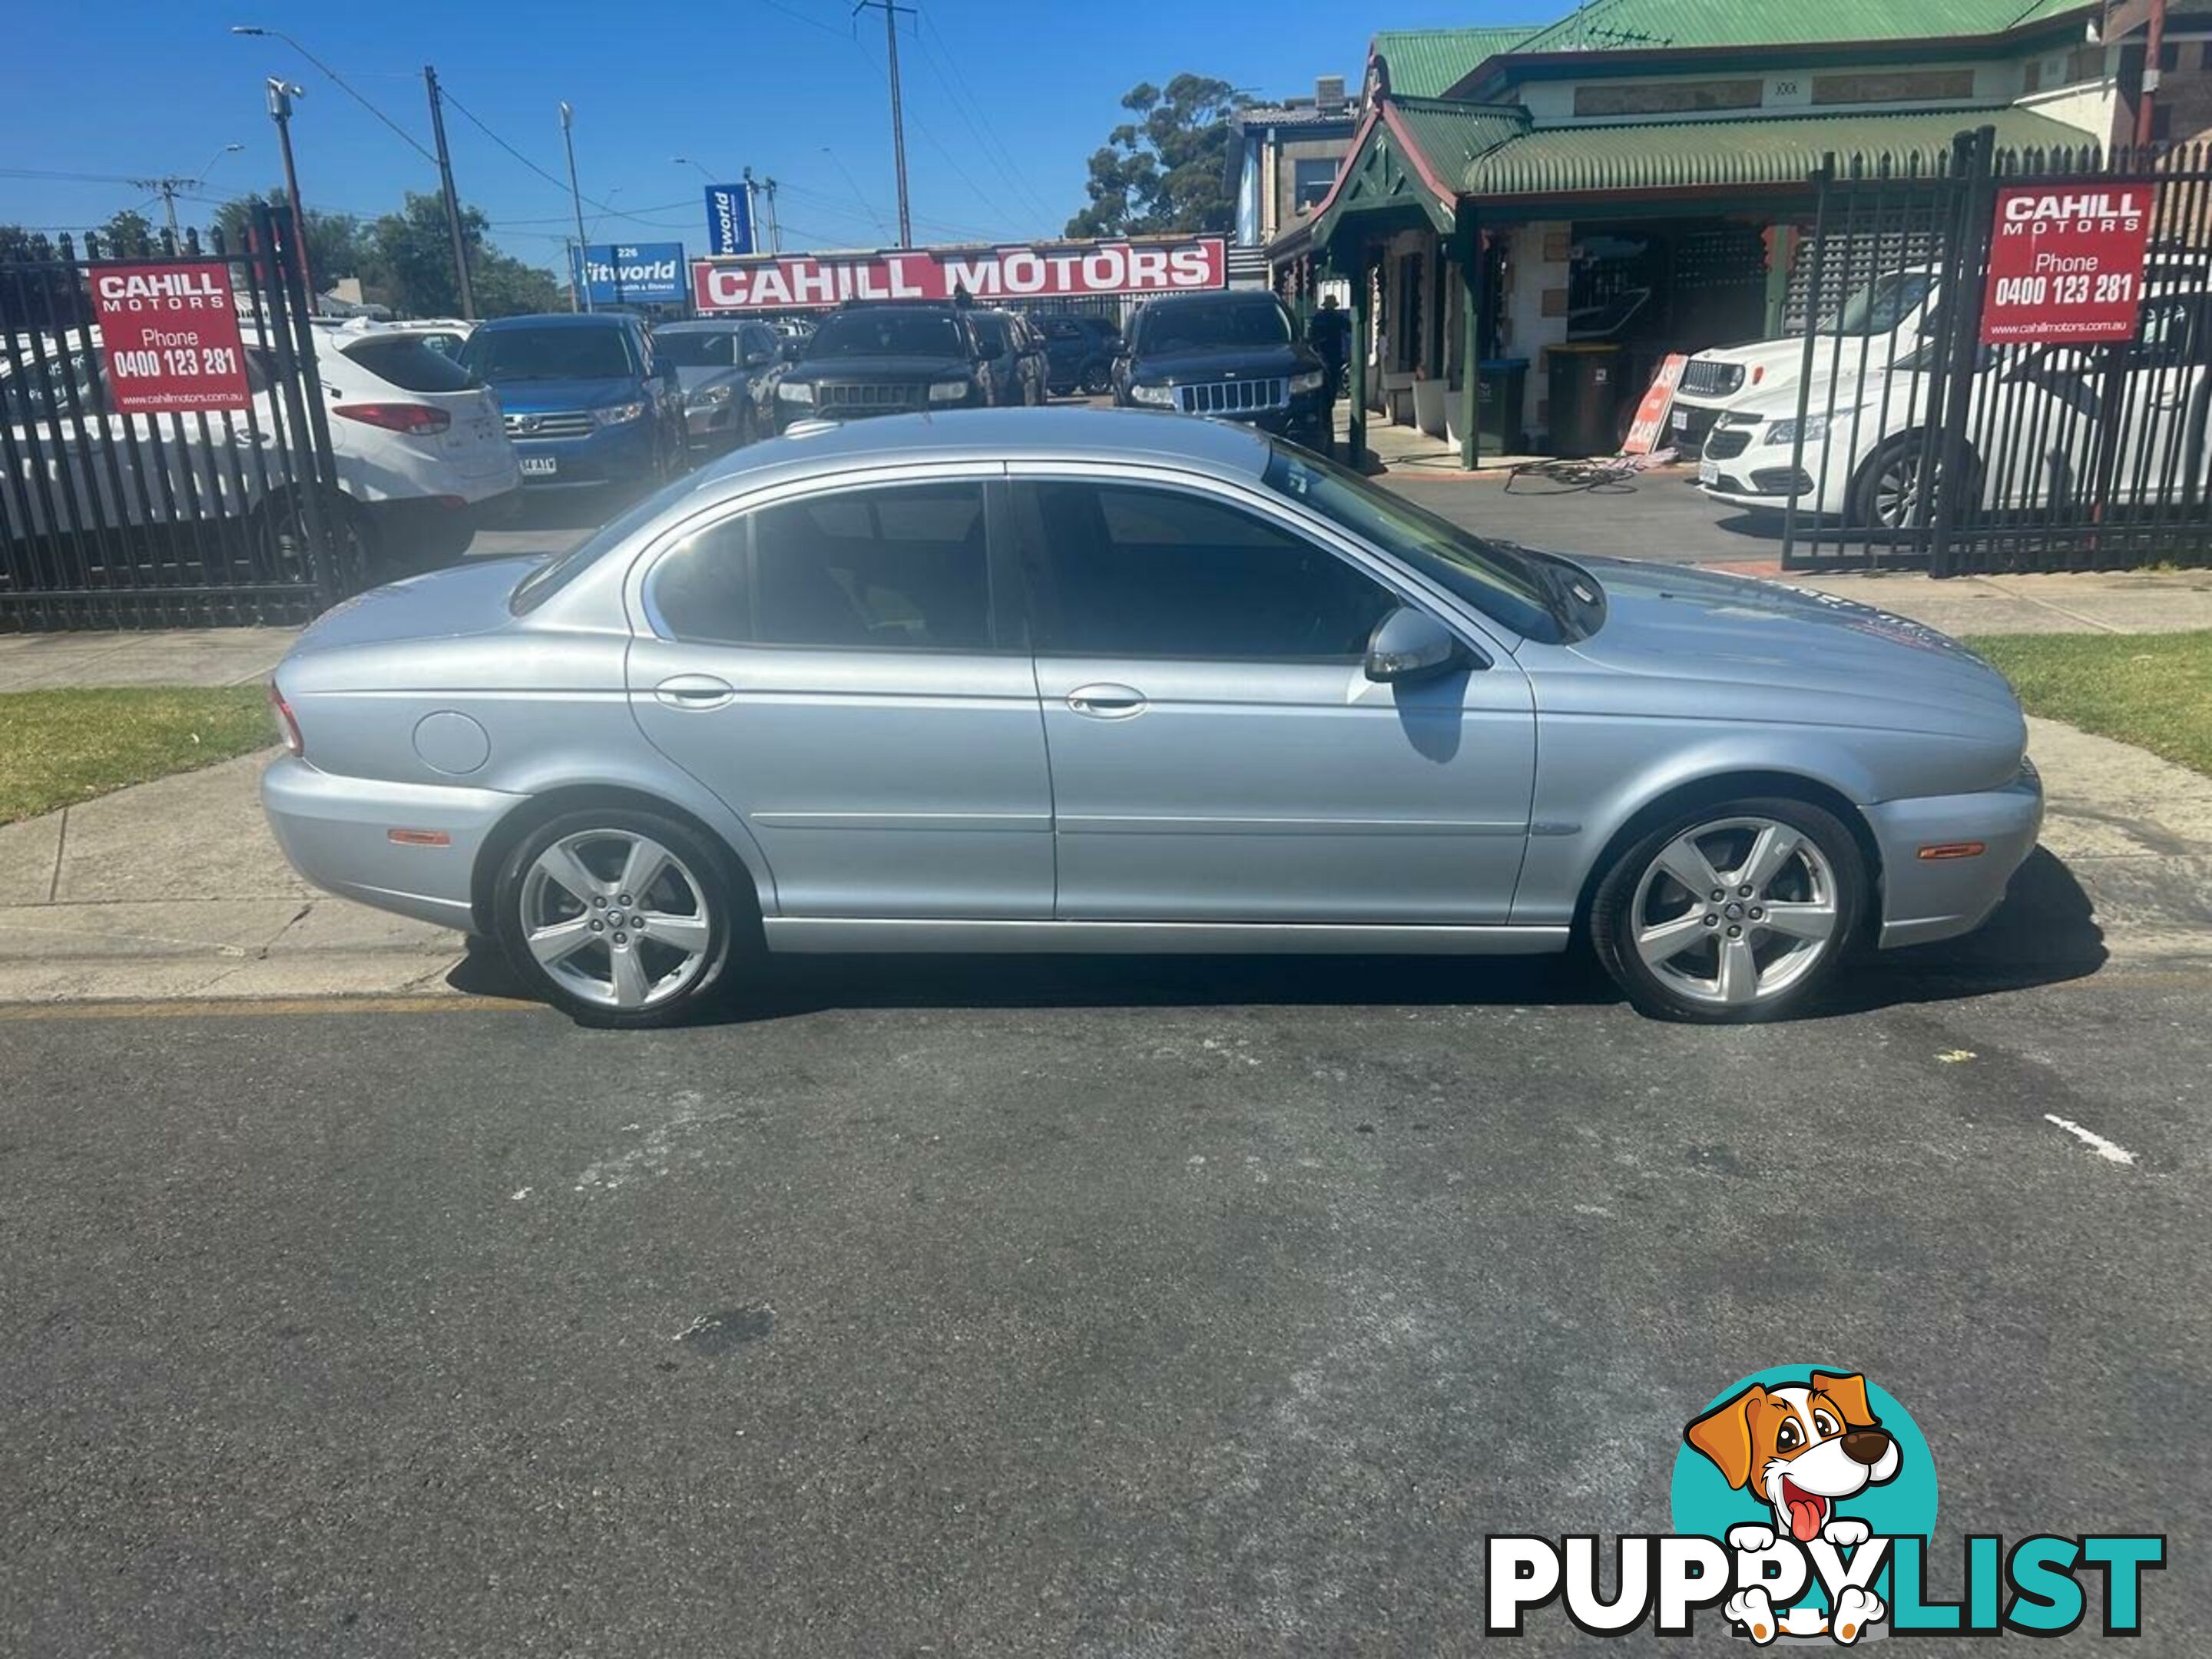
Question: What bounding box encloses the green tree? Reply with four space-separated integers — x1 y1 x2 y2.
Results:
357 191 562 318
96 208 160 257
1067 74 1246 238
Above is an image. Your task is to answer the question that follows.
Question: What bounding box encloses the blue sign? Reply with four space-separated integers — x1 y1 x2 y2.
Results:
570 242 687 306
703 184 753 257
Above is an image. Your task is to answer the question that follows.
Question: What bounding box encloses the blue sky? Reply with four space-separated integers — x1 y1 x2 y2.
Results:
0 1 1515 274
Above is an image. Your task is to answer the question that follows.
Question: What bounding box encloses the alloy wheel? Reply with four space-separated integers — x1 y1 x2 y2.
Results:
1872 450 1930 528
1628 816 1839 1009
517 829 715 1011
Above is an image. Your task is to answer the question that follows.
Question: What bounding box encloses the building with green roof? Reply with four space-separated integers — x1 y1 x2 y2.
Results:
1247 0 2135 466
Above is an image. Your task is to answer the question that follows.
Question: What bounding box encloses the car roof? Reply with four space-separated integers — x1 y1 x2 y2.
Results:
729 407 1265 475
656 318 747 333
1134 290 1277 310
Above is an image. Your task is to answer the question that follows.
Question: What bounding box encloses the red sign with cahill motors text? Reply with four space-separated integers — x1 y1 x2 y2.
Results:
1979 186 2155 344
89 262 253 414
692 237 1226 313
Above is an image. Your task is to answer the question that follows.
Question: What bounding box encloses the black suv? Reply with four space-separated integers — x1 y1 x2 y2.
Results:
1035 313 1120 396
773 304 991 432
1113 292 1330 447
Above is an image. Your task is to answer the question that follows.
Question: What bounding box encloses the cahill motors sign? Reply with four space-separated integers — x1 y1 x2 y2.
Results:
1979 186 2155 344
691 237 1226 312
88 261 253 414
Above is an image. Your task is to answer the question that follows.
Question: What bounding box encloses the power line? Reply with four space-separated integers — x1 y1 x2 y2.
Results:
915 12 1055 224
436 85 673 233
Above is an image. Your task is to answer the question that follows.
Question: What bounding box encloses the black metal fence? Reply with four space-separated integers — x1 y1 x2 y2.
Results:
0 204 352 629
1775 132 2212 575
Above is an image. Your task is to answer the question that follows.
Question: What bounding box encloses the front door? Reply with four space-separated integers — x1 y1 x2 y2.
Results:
1012 476 1536 924
627 473 1054 918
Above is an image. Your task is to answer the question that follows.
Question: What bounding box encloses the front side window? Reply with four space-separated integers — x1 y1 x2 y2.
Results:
647 482 992 651
1023 482 1396 659
969 315 1008 354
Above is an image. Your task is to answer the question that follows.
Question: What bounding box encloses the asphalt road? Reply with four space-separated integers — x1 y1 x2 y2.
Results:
2 935 2206 1654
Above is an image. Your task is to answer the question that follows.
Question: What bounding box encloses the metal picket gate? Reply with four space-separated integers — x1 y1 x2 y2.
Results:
0 204 354 629
1777 130 2212 575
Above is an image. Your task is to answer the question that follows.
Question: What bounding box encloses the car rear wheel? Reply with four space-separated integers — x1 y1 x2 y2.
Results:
493 806 750 1028
1590 796 1865 1023
1080 359 1111 396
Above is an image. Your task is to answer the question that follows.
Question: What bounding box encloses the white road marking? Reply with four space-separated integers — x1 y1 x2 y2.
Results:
2042 1114 2141 1167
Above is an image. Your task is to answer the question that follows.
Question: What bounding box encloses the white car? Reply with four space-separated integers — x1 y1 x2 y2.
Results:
1668 268 1939 456
2 324 518 569
1698 286 2210 528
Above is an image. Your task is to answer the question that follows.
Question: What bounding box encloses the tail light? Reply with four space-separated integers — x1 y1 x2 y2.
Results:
269 680 304 757
333 402 451 435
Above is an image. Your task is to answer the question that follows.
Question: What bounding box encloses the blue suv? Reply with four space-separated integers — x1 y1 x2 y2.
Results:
460 313 686 492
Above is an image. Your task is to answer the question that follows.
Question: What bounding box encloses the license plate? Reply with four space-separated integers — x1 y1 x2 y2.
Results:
520 456 558 478
1671 408 1690 429
1697 456 1720 486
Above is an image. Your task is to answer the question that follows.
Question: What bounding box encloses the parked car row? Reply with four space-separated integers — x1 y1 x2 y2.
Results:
2 320 519 575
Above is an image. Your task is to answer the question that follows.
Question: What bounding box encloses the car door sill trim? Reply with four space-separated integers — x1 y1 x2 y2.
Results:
763 919 1570 955
1055 814 1528 836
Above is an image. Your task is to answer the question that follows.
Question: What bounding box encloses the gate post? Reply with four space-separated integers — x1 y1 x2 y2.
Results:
1927 126 1998 580
251 203 348 607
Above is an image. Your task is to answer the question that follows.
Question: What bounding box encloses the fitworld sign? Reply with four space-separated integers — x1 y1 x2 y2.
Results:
691 237 1226 312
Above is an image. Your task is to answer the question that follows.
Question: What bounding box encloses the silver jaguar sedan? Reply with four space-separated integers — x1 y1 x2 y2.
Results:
262 408 2042 1027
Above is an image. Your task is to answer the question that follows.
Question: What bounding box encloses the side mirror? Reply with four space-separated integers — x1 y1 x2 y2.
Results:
743 349 772 368
1363 606 1468 684
657 359 680 383
779 339 803 363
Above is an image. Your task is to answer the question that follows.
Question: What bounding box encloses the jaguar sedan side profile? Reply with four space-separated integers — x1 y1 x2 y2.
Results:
263 409 2042 1027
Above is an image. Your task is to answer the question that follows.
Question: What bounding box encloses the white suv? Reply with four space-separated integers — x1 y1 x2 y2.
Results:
2 325 519 572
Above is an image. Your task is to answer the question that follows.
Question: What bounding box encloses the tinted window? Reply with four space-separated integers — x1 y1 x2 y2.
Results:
654 329 737 367
1134 300 1291 354
1025 482 1394 658
650 518 751 645
463 324 634 381
969 315 1008 353
648 484 991 649
804 310 965 359
338 335 477 392
1824 272 1935 336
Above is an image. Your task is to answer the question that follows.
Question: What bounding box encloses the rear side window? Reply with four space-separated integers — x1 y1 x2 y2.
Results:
338 336 476 392
648 482 993 651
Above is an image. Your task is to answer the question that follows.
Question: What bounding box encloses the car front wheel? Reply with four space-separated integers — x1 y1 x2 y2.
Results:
1589 796 1865 1022
493 806 749 1028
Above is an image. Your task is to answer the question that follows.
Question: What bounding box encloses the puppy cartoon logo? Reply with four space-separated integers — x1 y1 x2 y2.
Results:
1683 1370 1904 1643
1485 1362 2164 1643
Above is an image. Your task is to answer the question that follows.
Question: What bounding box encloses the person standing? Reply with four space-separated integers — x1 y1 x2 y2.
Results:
1308 293 1350 395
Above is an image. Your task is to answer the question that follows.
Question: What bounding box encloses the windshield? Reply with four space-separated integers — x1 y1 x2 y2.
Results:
1261 445 1581 644
653 330 737 368
462 325 634 382
1137 300 1290 355
804 310 964 359
1823 272 1936 337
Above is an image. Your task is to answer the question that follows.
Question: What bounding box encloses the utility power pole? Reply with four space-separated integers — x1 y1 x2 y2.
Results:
423 65 477 320
263 76 316 304
2134 0 2170 148
853 0 914 247
763 177 781 253
559 101 591 312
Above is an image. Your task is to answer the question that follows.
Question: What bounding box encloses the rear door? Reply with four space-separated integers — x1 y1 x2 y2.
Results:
625 467 1054 919
1012 470 1537 923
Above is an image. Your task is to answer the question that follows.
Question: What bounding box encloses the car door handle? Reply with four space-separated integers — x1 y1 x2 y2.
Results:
654 674 735 710
1065 682 1147 718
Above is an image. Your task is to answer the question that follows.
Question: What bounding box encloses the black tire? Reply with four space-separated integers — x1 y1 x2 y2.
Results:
492 804 756 1029
1846 435 1972 531
1080 359 1111 396
1589 794 1866 1024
